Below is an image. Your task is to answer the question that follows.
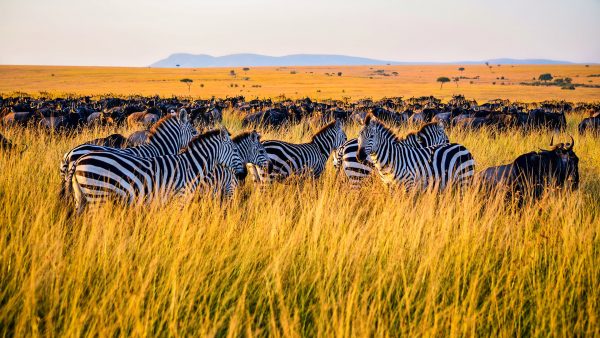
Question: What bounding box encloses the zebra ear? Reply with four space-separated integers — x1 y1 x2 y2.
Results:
364 113 373 126
219 127 231 139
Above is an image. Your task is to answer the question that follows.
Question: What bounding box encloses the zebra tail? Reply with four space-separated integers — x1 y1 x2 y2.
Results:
71 169 87 215
60 161 77 201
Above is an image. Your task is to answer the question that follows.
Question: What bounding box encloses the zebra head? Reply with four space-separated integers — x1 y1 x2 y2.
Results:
357 114 383 163
175 108 199 142
148 108 198 151
232 130 272 172
216 128 247 180
186 128 246 180
312 120 347 155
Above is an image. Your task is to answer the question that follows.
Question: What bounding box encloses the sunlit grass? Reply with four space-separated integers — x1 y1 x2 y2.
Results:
0 113 598 336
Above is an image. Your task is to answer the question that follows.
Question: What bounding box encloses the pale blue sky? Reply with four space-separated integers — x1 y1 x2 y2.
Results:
0 0 598 66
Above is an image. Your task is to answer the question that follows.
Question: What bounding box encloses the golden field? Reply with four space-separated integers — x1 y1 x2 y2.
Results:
1 65 600 336
1 64 600 102
1 109 599 336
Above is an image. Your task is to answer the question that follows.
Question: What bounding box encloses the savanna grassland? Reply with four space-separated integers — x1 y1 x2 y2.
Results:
1 65 600 336
1 64 600 102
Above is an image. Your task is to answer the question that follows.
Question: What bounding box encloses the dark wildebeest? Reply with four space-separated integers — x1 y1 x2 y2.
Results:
127 130 151 146
85 133 129 148
2 112 33 127
479 136 579 201
578 116 600 135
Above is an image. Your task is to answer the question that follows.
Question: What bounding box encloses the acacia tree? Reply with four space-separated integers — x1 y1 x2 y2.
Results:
180 78 193 93
538 73 553 82
437 76 450 89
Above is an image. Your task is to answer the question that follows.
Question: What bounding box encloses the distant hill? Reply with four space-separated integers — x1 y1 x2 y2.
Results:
150 53 574 68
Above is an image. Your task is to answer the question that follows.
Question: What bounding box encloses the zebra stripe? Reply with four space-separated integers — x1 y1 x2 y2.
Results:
252 120 346 183
334 122 449 187
60 109 197 198
356 116 474 190
71 129 244 213
231 130 271 170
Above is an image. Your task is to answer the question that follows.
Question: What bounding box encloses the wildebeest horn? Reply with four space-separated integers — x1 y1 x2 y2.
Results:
567 135 574 150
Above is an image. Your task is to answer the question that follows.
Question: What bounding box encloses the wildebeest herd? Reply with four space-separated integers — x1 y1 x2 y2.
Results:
0 94 594 212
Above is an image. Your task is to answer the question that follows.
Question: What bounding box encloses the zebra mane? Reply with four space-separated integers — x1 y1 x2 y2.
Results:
405 122 441 138
147 114 176 139
180 128 230 153
311 120 338 142
367 115 403 143
232 131 259 143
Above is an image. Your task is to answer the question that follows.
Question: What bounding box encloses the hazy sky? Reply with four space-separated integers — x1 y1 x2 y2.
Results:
0 0 598 66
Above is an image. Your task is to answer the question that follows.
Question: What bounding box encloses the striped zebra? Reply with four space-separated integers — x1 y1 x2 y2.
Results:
333 122 449 187
231 130 272 174
60 109 197 198
251 120 347 183
186 131 271 201
356 115 475 190
70 128 244 213
197 164 240 200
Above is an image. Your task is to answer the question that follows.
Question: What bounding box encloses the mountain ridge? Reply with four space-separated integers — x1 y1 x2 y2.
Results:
150 53 575 68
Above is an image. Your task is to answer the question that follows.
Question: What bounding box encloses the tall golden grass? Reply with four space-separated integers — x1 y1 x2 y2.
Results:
1 112 599 336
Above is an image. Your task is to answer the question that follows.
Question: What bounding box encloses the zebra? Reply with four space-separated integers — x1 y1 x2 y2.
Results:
60 109 197 198
197 164 240 200
333 122 450 188
186 131 271 201
251 120 347 183
356 115 475 191
231 130 272 176
70 128 244 213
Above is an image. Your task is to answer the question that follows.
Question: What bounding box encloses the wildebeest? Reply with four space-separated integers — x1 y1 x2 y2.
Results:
480 136 579 200
85 133 130 148
127 130 151 146
578 116 600 135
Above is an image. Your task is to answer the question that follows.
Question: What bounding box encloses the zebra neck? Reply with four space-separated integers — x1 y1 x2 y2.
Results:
312 133 334 157
233 139 250 164
147 133 177 154
180 148 215 181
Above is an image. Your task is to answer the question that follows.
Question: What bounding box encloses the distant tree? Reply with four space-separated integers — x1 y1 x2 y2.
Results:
176 64 180 67
337 72 343 76
243 67 250 71
453 77 460 87
180 78 193 93
230 70 236 77
458 67 465 72
485 62 489 67
437 76 451 89
538 73 553 82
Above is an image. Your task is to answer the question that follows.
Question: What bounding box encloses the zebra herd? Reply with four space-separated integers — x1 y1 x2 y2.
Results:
61 109 478 213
